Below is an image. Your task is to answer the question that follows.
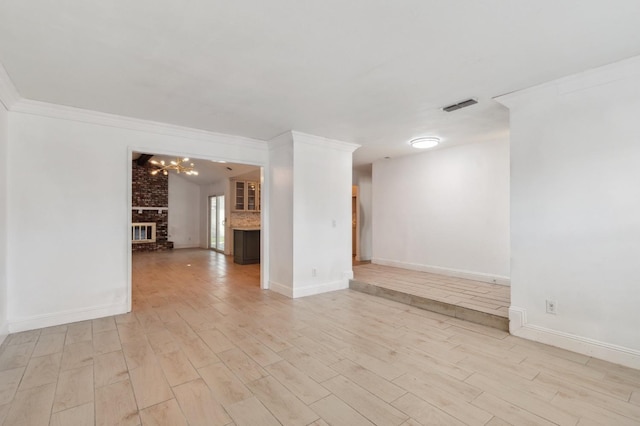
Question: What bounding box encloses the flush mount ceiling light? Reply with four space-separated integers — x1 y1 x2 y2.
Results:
150 157 199 176
410 137 440 149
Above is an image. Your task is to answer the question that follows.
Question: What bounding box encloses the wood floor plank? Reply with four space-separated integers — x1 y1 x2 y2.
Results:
471 392 557 426
4 382 56 426
536 372 640 423
246 375 319 426
147 329 181 355
0 342 35 370
219 347 268 384
525 357 635 401
164 319 201 344
4 330 40 346
121 338 156 370
180 337 221 368
139 398 188 426
265 360 330 405
52 364 94 413
322 374 409 426
92 330 122 356
0 367 24 405
157 350 200 386
197 329 236 354
391 393 466 426
31 332 66 357
550 391 640 426
65 322 93 345
61 341 95 371
235 336 282 367
340 346 407 381
18 352 62 390
330 358 406 403
226 396 281 426
465 372 578 426
50 402 95 426
310 394 375 426
95 379 140 426
128 361 174 409
393 373 492 425
94 350 129 388
117 323 147 345
290 335 345 365
173 378 232 426
93 317 117 335
198 362 252 407
278 347 338 383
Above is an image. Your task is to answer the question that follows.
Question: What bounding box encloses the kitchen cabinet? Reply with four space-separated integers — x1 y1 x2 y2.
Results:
233 229 260 264
233 181 260 211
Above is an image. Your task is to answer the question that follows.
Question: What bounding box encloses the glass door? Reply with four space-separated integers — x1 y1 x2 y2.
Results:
209 195 225 252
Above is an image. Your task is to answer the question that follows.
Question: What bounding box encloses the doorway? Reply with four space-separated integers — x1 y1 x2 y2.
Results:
129 150 269 313
209 195 225 252
352 196 357 257
352 185 359 260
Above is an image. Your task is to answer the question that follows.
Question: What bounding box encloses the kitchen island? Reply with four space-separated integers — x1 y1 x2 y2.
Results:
233 228 260 264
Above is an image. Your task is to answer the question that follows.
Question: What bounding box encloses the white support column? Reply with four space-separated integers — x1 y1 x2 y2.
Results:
268 131 359 298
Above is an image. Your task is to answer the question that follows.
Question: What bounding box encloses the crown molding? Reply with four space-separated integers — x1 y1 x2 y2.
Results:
495 54 640 109
291 130 360 153
267 131 294 150
10 98 269 151
0 63 21 110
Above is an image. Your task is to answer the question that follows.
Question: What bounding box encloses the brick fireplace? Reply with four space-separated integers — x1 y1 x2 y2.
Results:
131 160 173 252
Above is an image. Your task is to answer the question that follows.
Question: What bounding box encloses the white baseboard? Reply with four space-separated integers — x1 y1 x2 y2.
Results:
172 243 201 249
269 279 349 299
8 303 129 333
269 281 293 298
372 258 510 286
292 280 348 298
509 306 640 370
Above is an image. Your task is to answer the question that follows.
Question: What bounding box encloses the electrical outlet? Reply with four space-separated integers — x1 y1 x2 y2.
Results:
546 299 557 315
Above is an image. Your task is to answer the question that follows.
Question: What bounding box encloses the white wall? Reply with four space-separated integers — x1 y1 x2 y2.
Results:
6 104 267 332
372 138 510 283
168 174 201 249
268 133 294 294
353 164 372 261
292 133 357 297
0 103 8 340
499 56 640 368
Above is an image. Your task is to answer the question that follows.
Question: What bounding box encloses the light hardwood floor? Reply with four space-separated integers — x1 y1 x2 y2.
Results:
351 264 510 331
353 264 510 318
0 249 639 425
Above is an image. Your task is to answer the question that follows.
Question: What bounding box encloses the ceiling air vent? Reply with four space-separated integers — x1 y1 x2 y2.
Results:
442 98 478 112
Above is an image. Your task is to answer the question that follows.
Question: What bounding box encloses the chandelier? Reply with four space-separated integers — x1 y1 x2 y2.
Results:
150 157 199 176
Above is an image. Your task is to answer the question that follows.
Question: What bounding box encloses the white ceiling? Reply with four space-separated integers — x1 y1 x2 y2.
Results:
134 152 260 185
2 1 640 165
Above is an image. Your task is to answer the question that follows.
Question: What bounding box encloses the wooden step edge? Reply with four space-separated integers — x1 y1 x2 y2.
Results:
349 279 509 332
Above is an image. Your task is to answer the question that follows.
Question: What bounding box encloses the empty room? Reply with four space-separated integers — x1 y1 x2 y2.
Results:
0 1 639 425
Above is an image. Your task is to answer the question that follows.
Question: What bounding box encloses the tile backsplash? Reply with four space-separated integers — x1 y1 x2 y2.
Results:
230 212 261 228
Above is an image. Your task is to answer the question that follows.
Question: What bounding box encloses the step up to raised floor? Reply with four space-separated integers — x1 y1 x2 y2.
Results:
349 279 510 331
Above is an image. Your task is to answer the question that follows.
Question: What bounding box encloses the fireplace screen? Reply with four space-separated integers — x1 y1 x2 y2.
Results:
132 222 156 243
